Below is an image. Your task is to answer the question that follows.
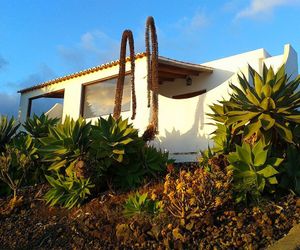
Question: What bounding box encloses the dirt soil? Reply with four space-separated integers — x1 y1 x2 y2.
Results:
1 183 300 250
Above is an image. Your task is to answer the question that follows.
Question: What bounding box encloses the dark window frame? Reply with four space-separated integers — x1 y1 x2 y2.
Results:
80 72 131 118
26 89 65 118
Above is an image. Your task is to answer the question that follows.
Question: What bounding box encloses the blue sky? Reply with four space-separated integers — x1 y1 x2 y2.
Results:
1 0 300 117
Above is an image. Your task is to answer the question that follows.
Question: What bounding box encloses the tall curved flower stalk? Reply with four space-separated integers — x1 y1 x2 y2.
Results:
143 16 159 140
113 29 136 120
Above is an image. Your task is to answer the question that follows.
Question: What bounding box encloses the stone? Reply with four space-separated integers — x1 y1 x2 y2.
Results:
267 224 300 250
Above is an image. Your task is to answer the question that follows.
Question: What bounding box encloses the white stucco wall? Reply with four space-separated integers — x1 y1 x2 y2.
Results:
45 103 63 120
19 57 150 127
155 44 298 161
19 44 298 162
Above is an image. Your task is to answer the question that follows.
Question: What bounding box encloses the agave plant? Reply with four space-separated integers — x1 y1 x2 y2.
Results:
45 174 94 209
228 140 283 203
39 116 92 177
23 113 59 139
123 192 162 217
0 134 38 199
222 64 300 146
207 103 241 154
90 115 142 171
280 146 300 195
0 116 20 152
114 146 169 188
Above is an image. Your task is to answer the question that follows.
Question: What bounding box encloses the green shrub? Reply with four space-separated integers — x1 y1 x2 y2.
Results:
293 124 300 146
0 134 38 198
223 64 300 147
114 146 169 189
280 146 300 195
228 140 283 203
208 103 241 154
39 116 92 177
0 116 20 152
90 116 170 189
23 113 59 139
123 192 163 217
39 115 170 208
90 115 143 174
45 174 94 209
39 117 95 208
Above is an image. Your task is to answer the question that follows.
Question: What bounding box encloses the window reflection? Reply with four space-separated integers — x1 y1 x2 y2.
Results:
83 75 131 118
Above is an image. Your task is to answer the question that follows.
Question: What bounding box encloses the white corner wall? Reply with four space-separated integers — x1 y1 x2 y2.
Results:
155 44 298 162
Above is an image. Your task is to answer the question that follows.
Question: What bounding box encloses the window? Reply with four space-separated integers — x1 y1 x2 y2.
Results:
82 75 131 119
28 90 64 120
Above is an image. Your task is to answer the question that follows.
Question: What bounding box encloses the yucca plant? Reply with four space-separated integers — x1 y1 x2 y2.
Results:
23 113 59 139
0 116 20 152
228 140 283 203
223 64 300 146
39 116 92 177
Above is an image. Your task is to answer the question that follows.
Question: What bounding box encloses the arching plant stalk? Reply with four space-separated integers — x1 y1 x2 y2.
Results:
143 16 159 140
113 29 136 120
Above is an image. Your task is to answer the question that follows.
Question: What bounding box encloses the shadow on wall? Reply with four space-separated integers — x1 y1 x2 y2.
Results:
157 95 212 156
204 68 234 92
158 68 234 98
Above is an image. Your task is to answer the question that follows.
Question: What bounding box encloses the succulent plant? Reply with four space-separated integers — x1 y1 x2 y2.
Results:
223 64 300 146
0 116 20 152
123 192 162 217
0 134 38 199
228 140 283 203
280 145 300 195
23 113 59 139
39 116 92 176
45 174 94 209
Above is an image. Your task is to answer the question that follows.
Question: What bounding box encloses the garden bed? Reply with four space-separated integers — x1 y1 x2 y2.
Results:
1 176 300 250
1 64 300 249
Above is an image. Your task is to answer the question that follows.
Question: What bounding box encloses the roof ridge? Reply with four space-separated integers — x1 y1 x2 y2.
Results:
18 52 147 93
18 53 211 94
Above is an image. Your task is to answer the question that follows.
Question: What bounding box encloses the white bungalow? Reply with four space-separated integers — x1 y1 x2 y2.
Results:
18 44 298 161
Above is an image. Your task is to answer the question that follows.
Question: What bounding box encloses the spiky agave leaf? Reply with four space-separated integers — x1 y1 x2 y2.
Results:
228 140 283 203
224 64 300 145
0 116 20 152
39 116 92 175
23 113 59 139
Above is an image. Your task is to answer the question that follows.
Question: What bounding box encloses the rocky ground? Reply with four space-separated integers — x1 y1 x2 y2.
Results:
1 182 300 249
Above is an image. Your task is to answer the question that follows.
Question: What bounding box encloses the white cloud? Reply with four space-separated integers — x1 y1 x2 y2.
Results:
4 64 55 92
176 10 209 32
236 0 300 19
58 30 120 71
1 64 56 117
